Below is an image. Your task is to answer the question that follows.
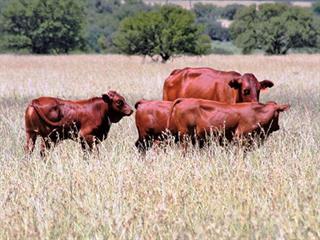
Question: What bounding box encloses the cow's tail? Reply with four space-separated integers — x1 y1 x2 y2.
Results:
134 99 147 110
30 100 63 127
167 98 183 132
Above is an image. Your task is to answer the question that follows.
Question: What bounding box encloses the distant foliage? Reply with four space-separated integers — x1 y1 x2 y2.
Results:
114 5 211 62
1 0 85 54
313 0 320 15
0 0 319 55
192 3 230 42
230 3 320 54
207 22 230 41
85 0 152 53
221 4 244 20
0 0 10 13
193 3 221 23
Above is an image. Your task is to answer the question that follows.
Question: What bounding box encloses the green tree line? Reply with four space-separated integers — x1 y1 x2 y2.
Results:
0 0 320 61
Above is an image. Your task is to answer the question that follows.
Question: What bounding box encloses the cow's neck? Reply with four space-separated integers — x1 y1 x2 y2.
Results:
107 107 123 123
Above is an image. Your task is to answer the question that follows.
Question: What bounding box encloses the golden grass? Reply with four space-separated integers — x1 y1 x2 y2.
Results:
0 54 319 239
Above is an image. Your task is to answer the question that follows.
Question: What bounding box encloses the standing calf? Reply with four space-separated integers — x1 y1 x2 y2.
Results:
25 90 133 157
134 100 172 154
167 98 289 148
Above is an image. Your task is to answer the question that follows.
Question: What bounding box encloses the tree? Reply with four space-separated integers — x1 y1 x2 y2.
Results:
113 5 211 62
84 0 152 53
313 0 320 15
192 3 230 42
229 5 259 54
1 0 85 53
230 4 319 54
220 4 244 20
207 22 230 41
0 0 10 13
192 3 221 24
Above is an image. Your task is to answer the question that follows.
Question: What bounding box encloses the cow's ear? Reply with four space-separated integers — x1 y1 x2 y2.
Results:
102 91 116 103
260 80 274 89
102 94 111 103
228 78 242 89
277 104 290 112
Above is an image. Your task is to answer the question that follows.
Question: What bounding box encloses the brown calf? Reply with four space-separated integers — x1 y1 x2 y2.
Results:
134 100 172 154
167 98 289 148
25 90 133 157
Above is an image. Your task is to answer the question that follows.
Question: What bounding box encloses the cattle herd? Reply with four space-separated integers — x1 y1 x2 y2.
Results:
24 67 289 157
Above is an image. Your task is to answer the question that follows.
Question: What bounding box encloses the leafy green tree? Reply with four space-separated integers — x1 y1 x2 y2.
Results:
230 4 319 54
229 5 258 53
207 22 230 41
0 0 10 13
220 4 244 20
114 5 211 62
193 3 221 24
84 0 152 53
1 0 85 53
192 3 229 42
313 0 320 15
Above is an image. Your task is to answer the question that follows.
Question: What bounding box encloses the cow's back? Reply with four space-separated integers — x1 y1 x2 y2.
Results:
163 67 241 103
135 100 172 138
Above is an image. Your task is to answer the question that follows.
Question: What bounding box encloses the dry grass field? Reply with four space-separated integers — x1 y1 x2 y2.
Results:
0 54 319 239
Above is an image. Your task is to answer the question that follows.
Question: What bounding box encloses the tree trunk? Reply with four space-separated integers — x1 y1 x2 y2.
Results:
160 53 170 63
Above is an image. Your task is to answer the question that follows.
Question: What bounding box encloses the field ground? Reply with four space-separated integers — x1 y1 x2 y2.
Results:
145 0 313 8
0 54 319 239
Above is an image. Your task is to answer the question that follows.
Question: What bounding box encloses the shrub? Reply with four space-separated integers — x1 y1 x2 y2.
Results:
113 5 211 62
221 4 244 20
230 4 319 54
1 0 85 54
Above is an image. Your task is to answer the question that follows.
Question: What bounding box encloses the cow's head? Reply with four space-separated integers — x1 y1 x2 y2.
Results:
102 90 133 123
262 101 290 135
228 73 274 102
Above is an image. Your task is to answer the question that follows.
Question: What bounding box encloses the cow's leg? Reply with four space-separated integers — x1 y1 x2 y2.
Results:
135 138 148 157
40 138 52 158
177 128 189 156
80 135 96 161
25 131 37 156
80 136 95 151
79 128 96 157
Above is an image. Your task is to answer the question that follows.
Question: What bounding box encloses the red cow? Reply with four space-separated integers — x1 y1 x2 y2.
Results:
163 67 274 103
134 100 172 154
25 90 133 157
167 98 289 148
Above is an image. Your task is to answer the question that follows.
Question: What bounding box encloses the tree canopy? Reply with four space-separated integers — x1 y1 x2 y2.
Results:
230 3 320 54
0 0 319 55
1 0 85 54
113 5 211 62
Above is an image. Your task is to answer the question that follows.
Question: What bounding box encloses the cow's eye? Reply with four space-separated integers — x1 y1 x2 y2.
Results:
117 100 124 107
244 89 250 95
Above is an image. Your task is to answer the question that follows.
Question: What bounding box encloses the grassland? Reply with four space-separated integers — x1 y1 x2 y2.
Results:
0 54 319 239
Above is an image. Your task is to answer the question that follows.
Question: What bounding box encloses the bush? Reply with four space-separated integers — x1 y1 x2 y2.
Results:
313 0 320 15
193 3 221 23
221 4 244 20
85 0 152 53
230 4 320 54
113 5 211 62
207 22 230 41
192 3 230 42
1 0 85 54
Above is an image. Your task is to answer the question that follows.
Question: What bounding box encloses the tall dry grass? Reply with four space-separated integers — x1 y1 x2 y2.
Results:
0 54 319 239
